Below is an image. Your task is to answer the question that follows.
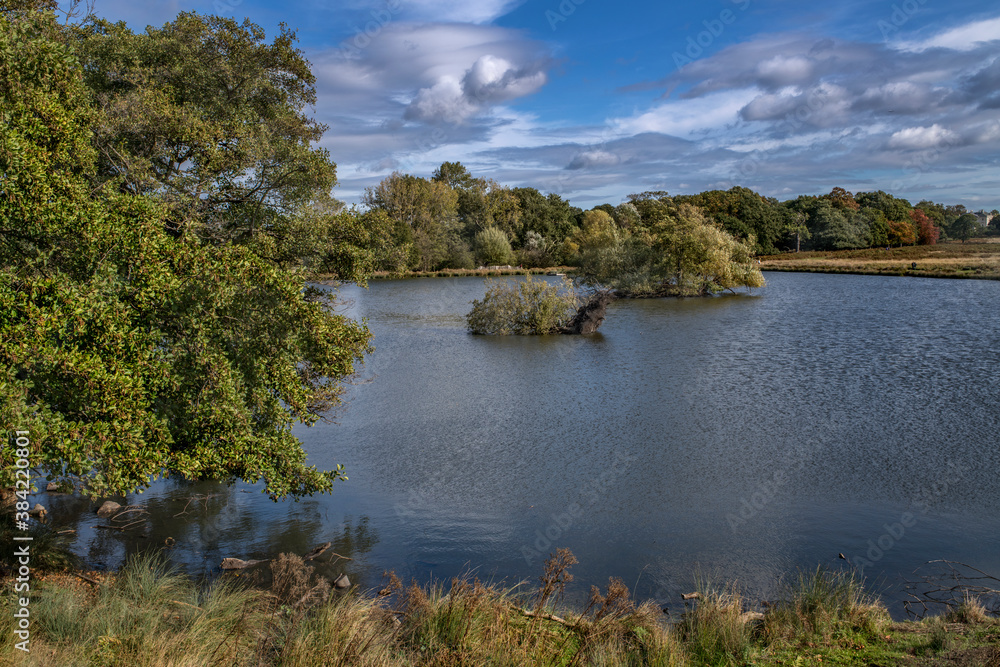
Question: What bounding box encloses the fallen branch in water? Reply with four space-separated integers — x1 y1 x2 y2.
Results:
903 559 1000 620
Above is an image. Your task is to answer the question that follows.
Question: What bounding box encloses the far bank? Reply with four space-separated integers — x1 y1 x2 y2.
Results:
760 241 1000 280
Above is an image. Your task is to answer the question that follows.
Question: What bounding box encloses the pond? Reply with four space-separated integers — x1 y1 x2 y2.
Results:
49 271 1000 615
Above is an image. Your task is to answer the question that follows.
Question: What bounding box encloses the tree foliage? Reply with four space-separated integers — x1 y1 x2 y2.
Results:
580 199 765 297
75 13 335 250
677 186 789 254
911 209 940 246
0 10 371 499
362 172 459 270
950 214 979 243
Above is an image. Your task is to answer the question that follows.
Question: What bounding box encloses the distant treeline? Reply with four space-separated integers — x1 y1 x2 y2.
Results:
361 163 1000 272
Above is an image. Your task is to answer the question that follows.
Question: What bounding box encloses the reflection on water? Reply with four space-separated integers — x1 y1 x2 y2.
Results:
46 479 379 587
46 272 1000 616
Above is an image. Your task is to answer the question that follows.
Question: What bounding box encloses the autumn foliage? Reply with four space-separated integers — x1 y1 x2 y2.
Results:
886 218 917 247
911 209 940 245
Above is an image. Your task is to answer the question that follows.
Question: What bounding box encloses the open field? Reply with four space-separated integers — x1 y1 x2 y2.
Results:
760 241 1000 281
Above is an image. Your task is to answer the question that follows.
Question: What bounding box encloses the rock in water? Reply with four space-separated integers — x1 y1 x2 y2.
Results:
96 501 121 518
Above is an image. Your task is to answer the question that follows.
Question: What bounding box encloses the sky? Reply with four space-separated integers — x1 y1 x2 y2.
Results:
86 0 1000 210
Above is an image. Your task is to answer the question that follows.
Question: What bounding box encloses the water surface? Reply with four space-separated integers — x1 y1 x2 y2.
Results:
51 272 1000 613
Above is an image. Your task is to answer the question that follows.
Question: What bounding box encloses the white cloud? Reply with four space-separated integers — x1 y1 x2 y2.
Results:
404 54 547 123
463 55 547 104
405 77 475 123
896 15 1000 52
613 89 758 138
887 124 959 150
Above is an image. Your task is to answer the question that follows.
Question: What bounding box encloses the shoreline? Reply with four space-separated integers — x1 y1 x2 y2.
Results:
3 553 997 665
761 264 1000 280
315 266 577 282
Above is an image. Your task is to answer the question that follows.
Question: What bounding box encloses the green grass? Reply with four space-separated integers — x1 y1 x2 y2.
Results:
1 554 997 666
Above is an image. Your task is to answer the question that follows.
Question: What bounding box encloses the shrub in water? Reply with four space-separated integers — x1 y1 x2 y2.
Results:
467 276 579 335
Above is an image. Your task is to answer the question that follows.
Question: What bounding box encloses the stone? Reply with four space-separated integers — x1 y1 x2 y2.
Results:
28 503 46 517
96 500 121 518
47 481 71 494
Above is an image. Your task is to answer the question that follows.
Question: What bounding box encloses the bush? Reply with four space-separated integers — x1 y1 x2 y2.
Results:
473 227 514 266
443 244 476 270
467 276 579 335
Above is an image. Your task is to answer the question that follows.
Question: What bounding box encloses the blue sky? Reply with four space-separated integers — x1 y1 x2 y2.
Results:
90 0 1000 210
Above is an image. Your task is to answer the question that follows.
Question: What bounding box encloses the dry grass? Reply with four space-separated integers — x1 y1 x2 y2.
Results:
760 242 1000 280
679 583 752 667
4 553 996 666
2 551 684 666
1 553 274 666
763 567 890 643
945 594 994 625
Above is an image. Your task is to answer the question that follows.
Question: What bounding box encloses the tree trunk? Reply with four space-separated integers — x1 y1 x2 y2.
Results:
560 292 613 335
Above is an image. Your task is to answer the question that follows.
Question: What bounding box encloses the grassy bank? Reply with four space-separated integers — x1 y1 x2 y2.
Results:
759 241 1000 280
3 551 998 666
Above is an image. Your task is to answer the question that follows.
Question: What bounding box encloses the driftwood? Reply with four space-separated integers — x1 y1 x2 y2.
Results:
511 605 571 626
74 572 100 586
221 542 351 571
221 557 263 570
902 560 1000 620
303 542 331 561
560 291 614 335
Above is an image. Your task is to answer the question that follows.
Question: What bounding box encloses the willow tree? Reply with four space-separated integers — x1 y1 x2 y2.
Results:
0 10 371 499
